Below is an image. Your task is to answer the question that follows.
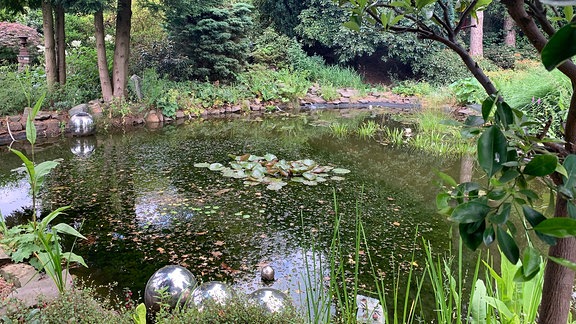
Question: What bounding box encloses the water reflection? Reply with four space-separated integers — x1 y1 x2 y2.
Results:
70 136 97 158
0 112 464 318
0 178 32 218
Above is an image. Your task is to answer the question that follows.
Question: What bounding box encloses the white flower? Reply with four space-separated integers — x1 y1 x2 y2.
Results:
71 40 81 48
104 34 113 43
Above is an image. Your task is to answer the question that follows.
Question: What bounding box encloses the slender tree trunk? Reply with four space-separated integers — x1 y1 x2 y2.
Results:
504 14 516 47
112 0 132 99
55 5 66 85
41 0 57 91
94 11 113 102
501 0 576 322
470 11 484 57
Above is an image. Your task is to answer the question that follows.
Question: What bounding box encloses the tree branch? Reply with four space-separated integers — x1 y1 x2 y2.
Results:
454 0 479 35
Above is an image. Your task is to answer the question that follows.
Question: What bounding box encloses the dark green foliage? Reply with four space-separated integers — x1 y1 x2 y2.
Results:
484 44 516 69
166 2 253 82
412 49 472 85
0 65 46 115
253 0 310 37
251 27 294 68
295 0 386 63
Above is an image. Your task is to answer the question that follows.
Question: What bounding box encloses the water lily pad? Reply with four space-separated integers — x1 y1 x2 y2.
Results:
243 214 251 219
264 153 277 161
332 168 351 174
316 177 327 183
330 176 346 181
209 163 225 171
194 162 210 168
303 180 318 186
302 172 317 181
291 177 305 183
266 182 287 190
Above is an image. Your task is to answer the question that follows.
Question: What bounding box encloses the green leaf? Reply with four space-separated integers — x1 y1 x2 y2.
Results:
564 6 574 22
52 223 87 240
26 92 45 145
470 279 487 324
61 252 88 268
436 171 457 187
490 203 510 225
483 226 495 245
481 96 496 121
478 125 507 177
519 246 541 281
193 162 210 168
416 0 435 10
484 296 515 319
450 201 491 223
497 227 519 264
332 168 351 174
563 154 576 189
548 256 576 271
542 22 576 71
499 170 520 183
343 20 360 31
264 153 277 161
208 163 225 171
460 222 485 250
534 218 576 238
132 303 147 324
495 102 514 129
523 154 558 176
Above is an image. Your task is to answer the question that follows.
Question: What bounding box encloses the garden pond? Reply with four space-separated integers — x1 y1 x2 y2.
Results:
0 110 475 317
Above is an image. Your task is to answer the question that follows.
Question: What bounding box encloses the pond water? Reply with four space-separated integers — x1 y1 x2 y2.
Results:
0 110 471 319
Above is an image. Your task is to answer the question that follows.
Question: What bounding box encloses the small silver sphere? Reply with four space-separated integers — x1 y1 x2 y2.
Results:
69 112 95 136
192 281 235 310
248 288 291 313
261 265 275 282
144 265 197 312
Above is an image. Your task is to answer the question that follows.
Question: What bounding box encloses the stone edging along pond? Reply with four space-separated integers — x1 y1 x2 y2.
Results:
0 89 421 147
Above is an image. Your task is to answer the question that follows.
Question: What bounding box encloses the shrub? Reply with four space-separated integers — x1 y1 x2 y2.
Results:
166 2 254 82
449 77 485 105
412 49 473 85
0 22 42 64
251 27 294 69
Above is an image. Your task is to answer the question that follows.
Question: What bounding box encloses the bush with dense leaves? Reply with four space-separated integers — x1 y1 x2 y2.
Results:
0 22 42 64
166 2 253 82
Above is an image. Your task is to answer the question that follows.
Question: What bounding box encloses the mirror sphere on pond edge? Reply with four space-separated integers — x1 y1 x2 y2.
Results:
144 265 197 312
248 288 291 313
192 281 235 310
69 112 95 136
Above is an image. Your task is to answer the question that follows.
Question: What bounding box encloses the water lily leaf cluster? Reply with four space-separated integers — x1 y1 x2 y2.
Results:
194 153 350 190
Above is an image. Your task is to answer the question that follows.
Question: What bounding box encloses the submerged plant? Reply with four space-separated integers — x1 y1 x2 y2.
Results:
357 120 379 139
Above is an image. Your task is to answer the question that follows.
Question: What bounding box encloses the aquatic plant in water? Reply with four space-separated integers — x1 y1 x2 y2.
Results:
194 153 350 190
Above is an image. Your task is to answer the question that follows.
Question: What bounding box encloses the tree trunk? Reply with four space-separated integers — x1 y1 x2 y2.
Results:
112 0 132 99
55 4 66 85
501 0 576 322
470 11 484 57
41 0 57 91
94 11 113 102
504 14 516 47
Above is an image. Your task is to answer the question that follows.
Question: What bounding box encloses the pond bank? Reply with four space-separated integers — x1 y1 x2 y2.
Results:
0 89 422 146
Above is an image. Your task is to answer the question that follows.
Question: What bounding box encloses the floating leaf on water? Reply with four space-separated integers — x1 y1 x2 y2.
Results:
267 182 287 190
230 162 243 170
234 211 243 216
302 172 317 181
316 177 327 183
264 153 277 161
248 155 264 162
291 177 305 183
303 180 318 186
209 163 225 171
332 168 351 174
330 176 345 181
194 162 210 168
302 159 316 167
243 214 251 219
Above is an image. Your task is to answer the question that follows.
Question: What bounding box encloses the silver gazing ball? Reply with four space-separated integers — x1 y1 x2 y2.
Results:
144 265 197 312
192 281 235 310
261 265 275 282
248 288 291 313
69 112 95 136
